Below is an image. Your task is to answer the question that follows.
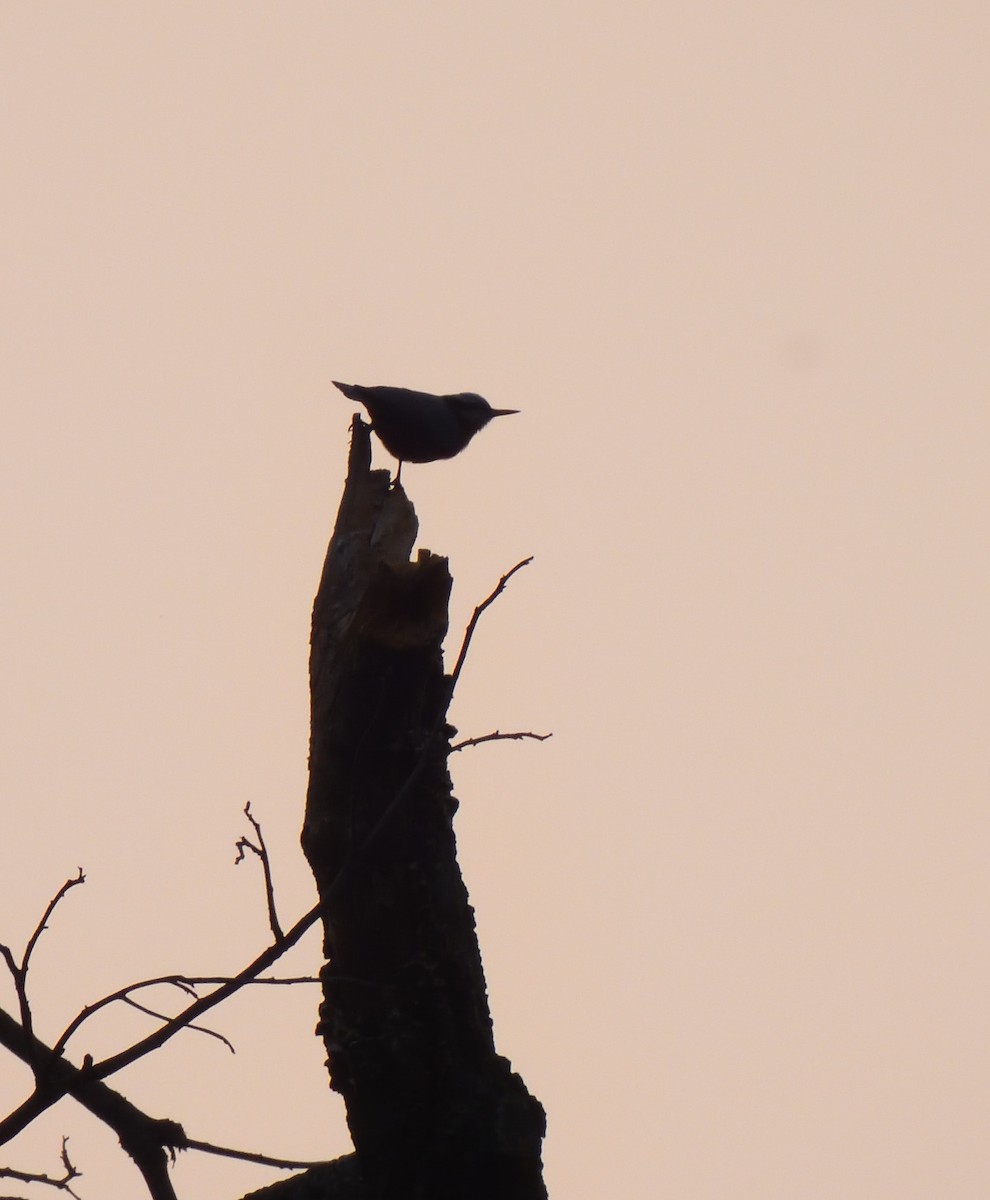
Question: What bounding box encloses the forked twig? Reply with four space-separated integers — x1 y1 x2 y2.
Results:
53 975 317 1057
0 869 85 1071
0 1135 82 1198
234 802 284 942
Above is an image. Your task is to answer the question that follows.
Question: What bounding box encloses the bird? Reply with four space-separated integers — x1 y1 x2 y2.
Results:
333 381 518 485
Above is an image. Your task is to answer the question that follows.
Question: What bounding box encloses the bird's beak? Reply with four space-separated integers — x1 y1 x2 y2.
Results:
490 408 520 417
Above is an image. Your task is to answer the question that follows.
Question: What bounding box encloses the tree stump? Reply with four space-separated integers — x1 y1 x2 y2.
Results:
300 416 546 1200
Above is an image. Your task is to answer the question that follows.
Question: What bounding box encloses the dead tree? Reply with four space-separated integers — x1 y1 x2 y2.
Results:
297 415 546 1200
0 414 545 1200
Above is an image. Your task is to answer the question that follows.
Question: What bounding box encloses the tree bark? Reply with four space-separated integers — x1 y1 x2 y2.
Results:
298 416 546 1200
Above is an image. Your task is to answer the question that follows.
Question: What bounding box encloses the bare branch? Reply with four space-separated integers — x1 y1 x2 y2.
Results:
54 975 317 1056
0 870 86 1076
0 1005 185 1199
450 729 552 753
118 998 235 1056
447 557 532 699
0 1136 82 1198
234 802 284 942
86 902 324 1081
0 944 18 984
6 949 324 1138
22 871 86 977
182 1136 330 1170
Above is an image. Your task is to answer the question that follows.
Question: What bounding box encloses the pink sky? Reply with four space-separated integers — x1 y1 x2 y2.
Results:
3 4 989 1197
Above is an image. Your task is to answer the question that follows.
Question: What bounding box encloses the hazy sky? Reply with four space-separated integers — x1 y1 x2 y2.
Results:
2 4 989 1197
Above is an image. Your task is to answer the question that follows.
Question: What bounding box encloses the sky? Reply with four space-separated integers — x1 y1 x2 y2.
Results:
2 3 989 1197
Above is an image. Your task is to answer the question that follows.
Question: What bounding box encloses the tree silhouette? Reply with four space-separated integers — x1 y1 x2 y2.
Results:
0 415 547 1200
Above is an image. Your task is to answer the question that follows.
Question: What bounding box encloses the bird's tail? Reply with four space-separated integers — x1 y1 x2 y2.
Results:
332 380 367 402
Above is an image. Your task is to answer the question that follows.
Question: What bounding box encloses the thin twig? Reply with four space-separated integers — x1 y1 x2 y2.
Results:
447 557 532 698
87 902 324 1081
234 802 283 942
450 729 552 753
119 998 235 1055
0 870 85 1074
53 976 317 1057
182 1137 330 1170
0 1136 82 1198
0 944 18 985
23 872 86 977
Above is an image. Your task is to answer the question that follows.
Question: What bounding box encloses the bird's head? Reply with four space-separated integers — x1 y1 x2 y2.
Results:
446 393 520 436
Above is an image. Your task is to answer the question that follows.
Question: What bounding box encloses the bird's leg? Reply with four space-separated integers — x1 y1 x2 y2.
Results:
392 460 404 489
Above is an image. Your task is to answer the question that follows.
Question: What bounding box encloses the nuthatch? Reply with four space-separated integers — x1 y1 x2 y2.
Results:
333 381 518 485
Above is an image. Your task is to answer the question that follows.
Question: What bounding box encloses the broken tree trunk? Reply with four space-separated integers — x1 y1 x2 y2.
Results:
301 416 546 1200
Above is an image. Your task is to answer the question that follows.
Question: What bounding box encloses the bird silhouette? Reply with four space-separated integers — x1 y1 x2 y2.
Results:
333 381 518 485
